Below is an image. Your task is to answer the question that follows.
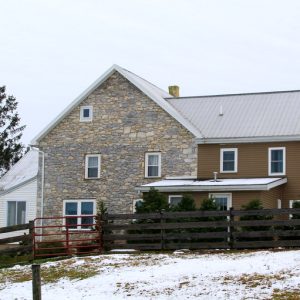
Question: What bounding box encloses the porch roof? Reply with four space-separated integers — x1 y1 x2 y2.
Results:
137 178 287 192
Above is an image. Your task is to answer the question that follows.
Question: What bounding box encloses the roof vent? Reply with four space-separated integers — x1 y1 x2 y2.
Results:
168 85 180 97
210 171 221 182
219 105 223 116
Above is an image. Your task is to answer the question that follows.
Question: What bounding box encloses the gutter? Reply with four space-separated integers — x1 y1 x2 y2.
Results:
136 178 287 193
196 135 300 144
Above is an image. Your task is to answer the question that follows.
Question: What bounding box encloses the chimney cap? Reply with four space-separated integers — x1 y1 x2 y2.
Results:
168 85 180 97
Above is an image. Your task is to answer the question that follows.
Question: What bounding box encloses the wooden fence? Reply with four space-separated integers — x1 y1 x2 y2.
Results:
101 208 300 250
0 221 33 256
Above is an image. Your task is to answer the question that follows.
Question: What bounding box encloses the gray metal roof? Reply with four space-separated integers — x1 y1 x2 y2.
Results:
166 90 300 141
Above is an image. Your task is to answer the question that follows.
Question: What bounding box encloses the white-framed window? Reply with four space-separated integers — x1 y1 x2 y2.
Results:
85 154 101 179
220 148 238 173
209 193 232 211
80 106 93 122
268 147 286 176
63 199 96 230
145 152 161 178
132 199 144 213
168 195 183 207
7 201 26 226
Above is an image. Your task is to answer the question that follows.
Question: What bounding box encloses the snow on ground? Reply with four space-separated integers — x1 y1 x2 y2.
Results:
1 250 300 299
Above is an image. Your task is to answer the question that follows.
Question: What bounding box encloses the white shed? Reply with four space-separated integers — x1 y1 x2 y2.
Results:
0 150 39 238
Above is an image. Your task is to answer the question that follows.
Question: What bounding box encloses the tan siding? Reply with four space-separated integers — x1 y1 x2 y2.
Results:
198 142 300 206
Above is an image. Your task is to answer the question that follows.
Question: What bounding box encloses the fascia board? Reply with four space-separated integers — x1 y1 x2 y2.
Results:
0 176 37 196
136 179 287 193
196 135 300 144
115 66 203 138
31 65 118 145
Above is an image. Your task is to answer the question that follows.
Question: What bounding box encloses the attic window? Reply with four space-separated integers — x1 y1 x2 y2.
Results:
80 106 93 122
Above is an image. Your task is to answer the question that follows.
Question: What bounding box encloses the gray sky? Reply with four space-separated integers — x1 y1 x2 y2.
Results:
1 0 300 146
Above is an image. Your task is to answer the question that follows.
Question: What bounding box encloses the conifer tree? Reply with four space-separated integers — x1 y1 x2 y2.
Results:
0 86 25 175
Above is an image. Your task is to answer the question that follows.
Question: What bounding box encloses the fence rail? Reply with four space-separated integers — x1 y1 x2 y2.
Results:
102 208 300 251
0 221 33 256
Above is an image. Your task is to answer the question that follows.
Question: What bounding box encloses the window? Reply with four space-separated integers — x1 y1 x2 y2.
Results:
145 152 161 178
132 199 143 213
209 193 232 211
168 195 183 207
220 148 237 173
268 147 285 175
80 106 93 122
63 199 96 230
7 201 26 226
85 154 101 179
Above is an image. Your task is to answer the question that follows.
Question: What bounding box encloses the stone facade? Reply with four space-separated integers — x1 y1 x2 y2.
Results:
37 71 197 217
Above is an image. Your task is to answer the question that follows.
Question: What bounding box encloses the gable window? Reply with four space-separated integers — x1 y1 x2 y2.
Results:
145 152 161 178
168 195 183 207
80 106 93 122
7 201 26 226
63 199 96 230
268 147 285 175
220 148 237 173
85 154 101 179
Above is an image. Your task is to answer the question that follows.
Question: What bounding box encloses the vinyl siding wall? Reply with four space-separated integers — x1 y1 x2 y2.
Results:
0 179 37 238
198 142 299 208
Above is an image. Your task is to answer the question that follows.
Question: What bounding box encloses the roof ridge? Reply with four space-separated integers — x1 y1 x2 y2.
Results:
165 89 300 99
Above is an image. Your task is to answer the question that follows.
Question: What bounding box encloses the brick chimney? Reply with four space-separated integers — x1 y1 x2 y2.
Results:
168 85 180 97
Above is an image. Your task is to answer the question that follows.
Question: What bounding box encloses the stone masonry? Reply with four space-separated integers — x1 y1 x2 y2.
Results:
37 71 197 217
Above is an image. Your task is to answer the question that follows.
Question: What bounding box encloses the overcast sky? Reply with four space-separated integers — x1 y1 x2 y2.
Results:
1 0 300 146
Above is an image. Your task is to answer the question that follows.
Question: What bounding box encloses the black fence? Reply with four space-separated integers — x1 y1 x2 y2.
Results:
101 208 300 250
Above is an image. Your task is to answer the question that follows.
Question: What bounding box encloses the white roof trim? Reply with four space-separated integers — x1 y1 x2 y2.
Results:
196 135 300 144
0 176 37 196
136 178 287 192
31 64 202 145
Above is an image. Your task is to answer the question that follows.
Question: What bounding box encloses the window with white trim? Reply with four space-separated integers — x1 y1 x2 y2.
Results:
132 199 143 213
220 148 237 173
85 154 101 179
209 193 232 211
168 195 183 207
7 201 26 226
268 147 285 175
80 106 93 122
63 199 96 230
145 152 161 178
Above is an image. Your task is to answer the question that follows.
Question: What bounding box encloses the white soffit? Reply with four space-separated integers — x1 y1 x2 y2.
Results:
31 65 202 145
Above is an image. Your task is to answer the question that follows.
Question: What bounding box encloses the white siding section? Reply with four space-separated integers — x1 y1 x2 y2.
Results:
0 179 37 239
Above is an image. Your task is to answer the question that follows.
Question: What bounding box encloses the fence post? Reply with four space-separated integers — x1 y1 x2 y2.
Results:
97 214 104 253
229 207 234 249
29 220 34 261
160 210 165 250
66 222 70 256
32 264 41 300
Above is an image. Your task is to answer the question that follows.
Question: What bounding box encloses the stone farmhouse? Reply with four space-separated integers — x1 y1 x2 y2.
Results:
31 65 300 222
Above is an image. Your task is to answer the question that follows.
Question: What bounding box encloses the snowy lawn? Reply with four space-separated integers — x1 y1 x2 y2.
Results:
1 250 300 299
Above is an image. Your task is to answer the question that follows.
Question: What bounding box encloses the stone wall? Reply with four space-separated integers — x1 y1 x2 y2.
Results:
38 71 197 216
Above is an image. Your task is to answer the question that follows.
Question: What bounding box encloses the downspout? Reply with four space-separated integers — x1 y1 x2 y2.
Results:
31 147 45 221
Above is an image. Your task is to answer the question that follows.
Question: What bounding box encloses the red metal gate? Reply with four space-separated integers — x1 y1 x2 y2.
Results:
32 215 102 258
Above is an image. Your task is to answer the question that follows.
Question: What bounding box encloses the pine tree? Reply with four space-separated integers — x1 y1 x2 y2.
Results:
136 187 169 213
0 86 25 175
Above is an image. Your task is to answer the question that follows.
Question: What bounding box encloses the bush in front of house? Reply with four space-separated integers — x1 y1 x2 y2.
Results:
238 199 273 242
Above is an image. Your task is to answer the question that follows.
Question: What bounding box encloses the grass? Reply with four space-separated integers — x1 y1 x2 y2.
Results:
0 257 100 285
272 289 300 300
